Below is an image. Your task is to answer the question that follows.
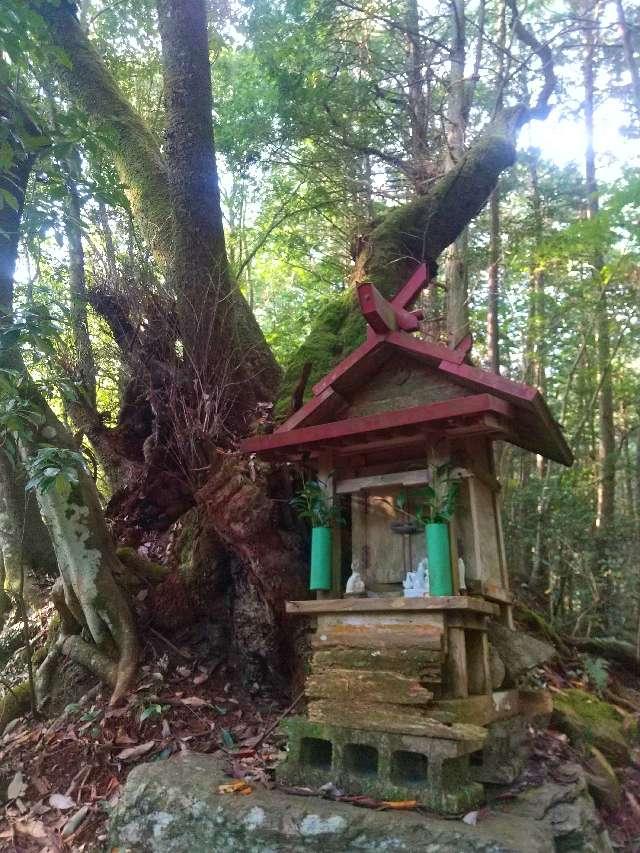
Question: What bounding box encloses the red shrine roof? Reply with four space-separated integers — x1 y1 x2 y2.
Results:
241 265 573 468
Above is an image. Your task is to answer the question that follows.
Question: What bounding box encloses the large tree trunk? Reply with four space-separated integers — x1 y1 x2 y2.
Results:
31 0 280 417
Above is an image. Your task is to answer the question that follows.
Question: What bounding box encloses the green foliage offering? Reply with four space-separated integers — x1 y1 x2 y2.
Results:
291 479 343 528
413 464 460 526
25 447 86 499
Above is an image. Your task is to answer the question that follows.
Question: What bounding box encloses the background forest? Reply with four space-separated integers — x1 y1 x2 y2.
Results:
0 0 639 725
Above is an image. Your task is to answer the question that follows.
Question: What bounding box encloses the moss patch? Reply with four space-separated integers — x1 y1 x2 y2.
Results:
552 688 637 766
275 292 363 419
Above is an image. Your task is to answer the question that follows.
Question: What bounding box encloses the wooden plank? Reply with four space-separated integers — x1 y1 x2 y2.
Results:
357 282 423 333
466 579 514 605
447 627 468 699
311 648 442 680
337 468 430 494
312 625 443 652
307 700 488 744
286 595 499 616
306 668 433 705
241 394 514 456
445 613 489 631
431 689 521 726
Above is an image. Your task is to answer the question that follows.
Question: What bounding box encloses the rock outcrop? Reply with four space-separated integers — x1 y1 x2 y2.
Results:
552 688 637 766
489 624 556 686
108 753 609 853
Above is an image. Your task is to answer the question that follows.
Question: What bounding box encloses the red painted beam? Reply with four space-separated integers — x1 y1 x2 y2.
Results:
391 263 430 310
278 386 346 433
357 283 421 334
241 394 513 456
386 330 465 366
312 336 384 396
438 361 539 406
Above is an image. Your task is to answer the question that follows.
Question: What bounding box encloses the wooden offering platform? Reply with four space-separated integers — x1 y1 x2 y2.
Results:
288 596 499 720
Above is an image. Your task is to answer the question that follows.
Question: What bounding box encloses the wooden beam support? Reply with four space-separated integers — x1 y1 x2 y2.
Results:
447 627 469 698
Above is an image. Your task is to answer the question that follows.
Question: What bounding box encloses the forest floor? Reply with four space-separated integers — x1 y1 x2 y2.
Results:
2 635 640 852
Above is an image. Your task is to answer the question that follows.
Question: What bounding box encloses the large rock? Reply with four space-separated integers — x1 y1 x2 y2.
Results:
489 624 556 685
108 753 554 852
552 688 636 766
493 762 612 852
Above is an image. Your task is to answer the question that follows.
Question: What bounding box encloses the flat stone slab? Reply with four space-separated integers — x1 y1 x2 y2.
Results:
108 753 553 852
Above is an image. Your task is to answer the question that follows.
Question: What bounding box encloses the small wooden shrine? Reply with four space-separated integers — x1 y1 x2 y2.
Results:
241 264 572 813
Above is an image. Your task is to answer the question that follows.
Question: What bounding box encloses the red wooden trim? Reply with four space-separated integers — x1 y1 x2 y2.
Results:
278 386 344 433
438 361 539 405
357 282 398 333
357 283 421 334
312 336 384 396
241 394 513 455
386 331 465 365
391 263 430 309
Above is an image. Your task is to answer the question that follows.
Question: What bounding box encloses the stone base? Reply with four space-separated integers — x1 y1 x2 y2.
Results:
472 715 531 785
277 716 485 814
109 752 558 852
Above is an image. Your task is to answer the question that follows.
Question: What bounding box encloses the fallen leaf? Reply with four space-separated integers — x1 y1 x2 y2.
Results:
193 671 209 685
181 696 209 707
462 810 478 825
49 792 75 810
117 741 156 761
217 781 252 795
61 804 90 838
7 770 27 800
380 800 417 810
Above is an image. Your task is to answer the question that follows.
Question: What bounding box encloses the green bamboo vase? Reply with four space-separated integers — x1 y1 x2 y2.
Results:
310 526 332 590
426 522 453 596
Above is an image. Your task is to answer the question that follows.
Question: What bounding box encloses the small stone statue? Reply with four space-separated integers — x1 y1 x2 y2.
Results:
345 560 366 597
458 557 467 594
403 558 429 598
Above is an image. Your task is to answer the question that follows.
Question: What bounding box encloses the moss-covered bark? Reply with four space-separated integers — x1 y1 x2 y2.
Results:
278 109 525 409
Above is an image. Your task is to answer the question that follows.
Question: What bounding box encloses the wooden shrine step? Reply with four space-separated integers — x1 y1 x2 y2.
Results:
312 624 443 652
307 699 487 743
306 667 434 705
312 648 442 683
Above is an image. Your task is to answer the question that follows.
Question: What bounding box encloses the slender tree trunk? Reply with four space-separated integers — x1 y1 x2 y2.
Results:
583 19 616 532
582 6 616 631
444 0 470 347
64 173 97 409
486 187 500 372
405 0 429 192
0 93 137 707
614 0 640 120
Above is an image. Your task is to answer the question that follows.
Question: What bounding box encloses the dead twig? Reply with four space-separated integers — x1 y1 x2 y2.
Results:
252 692 304 751
150 627 192 661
